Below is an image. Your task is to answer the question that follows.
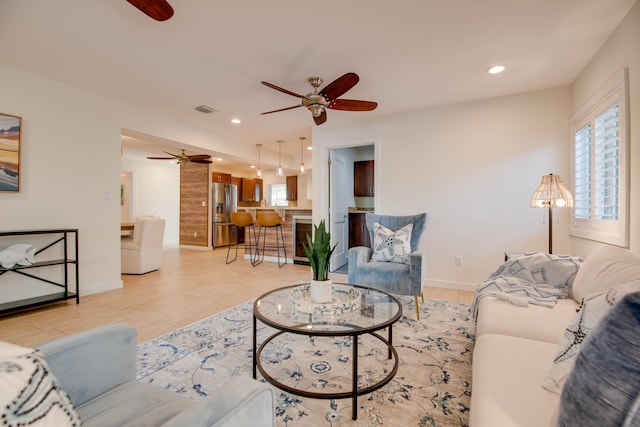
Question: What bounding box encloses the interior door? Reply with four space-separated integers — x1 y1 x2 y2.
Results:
329 152 348 271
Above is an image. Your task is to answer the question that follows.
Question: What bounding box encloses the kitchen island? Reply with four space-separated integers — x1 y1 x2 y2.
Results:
236 207 312 263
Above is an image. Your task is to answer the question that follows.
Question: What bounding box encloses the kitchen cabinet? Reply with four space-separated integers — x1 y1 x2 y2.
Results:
354 160 374 197
349 212 371 248
255 178 263 202
212 171 232 183
286 175 298 201
231 176 242 189
241 178 255 201
241 178 262 202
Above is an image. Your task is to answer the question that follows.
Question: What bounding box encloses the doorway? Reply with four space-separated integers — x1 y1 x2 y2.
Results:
328 143 375 272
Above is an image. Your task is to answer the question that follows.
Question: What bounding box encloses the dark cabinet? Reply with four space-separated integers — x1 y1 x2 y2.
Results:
241 178 256 201
349 212 371 248
286 175 298 201
212 171 232 183
354 160 374 197
240 178 263 202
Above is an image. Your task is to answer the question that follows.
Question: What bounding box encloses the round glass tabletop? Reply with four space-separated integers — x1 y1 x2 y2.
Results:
253 283 402 335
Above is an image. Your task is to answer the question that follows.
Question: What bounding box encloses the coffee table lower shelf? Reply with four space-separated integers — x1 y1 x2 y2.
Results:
252 323 399 420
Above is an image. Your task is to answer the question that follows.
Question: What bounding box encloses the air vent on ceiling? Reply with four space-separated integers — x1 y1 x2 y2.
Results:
195 105 216 114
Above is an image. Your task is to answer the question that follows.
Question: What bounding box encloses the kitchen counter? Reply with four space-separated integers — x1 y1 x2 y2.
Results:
235 208 312 262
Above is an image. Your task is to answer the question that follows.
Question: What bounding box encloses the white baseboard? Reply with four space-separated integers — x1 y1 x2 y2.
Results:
81 279 123 296
425 278 477 292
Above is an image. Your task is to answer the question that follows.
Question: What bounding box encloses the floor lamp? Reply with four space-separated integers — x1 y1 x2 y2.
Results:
531 174 573 254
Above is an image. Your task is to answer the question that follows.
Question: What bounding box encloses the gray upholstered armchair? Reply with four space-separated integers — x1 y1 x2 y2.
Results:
348 213 428 319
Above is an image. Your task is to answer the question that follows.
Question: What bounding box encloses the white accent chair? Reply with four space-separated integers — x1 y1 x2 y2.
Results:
121 217 166 274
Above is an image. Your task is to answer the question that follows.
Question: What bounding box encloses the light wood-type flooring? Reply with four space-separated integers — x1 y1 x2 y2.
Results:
0 247 475 348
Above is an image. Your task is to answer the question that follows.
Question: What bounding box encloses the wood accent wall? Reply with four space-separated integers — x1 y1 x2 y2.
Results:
180 162 209 246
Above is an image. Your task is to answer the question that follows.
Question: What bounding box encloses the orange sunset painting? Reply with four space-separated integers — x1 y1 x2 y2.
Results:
0 113 21 192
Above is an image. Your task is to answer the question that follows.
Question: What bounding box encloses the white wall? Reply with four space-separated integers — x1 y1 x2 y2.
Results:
570 0 640 256
313 87 573 288
0 64 244 295
120 158 180 245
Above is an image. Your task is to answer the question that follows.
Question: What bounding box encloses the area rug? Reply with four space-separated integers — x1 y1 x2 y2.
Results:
137 287 474 426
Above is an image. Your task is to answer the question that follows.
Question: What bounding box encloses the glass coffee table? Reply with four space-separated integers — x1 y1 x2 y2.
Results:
252 283 402 420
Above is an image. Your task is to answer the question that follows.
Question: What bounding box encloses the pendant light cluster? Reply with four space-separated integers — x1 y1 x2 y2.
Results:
299 137 306 174
255 143 262 178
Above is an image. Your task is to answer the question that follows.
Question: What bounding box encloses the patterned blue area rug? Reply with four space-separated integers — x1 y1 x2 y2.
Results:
137 290 474 426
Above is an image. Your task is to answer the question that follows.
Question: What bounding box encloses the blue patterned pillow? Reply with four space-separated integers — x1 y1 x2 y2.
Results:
371 222 413 264
557 291 640 427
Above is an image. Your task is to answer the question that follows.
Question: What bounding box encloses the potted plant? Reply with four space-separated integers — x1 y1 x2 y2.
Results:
302 220 337 303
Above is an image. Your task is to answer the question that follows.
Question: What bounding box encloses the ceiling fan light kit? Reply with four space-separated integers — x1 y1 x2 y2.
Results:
261 72 377 125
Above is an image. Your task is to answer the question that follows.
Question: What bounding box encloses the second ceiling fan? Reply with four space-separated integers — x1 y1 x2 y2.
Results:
147 150 212 165
261 73 377 125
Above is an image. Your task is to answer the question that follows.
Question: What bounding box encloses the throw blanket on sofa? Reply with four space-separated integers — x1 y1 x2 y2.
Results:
472 252 585 320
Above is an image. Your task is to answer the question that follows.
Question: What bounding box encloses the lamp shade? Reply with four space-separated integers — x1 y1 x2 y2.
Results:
531 174 574 209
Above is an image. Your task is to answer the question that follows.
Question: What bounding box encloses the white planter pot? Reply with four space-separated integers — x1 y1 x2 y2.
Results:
310 279 333 303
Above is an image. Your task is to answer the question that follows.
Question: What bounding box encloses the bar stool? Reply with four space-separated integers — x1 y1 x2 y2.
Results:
226 212 257 264
253 210 287 267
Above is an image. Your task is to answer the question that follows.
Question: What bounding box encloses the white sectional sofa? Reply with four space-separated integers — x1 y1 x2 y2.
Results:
470 246 640 427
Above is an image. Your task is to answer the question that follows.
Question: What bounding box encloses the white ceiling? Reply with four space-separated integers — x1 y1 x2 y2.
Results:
0 0 635 169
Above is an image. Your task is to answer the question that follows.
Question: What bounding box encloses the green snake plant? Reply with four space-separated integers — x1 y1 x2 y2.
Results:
302 220 338 281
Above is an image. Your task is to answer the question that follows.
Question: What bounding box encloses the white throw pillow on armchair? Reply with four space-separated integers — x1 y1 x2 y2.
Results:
371 222 413 264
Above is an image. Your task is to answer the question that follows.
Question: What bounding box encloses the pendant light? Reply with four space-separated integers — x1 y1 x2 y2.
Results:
256 143 262 178
276 140 284 177
299 136 306 175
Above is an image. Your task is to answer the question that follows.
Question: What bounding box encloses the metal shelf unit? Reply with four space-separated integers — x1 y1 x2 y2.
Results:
0 229 79 315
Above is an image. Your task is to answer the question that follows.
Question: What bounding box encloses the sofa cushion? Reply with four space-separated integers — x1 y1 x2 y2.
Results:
543 279 640 393
475 296 578 343
0 341 81 426
470 334 560 427
557 292 640 427
76 381 193 427
371 222 413 264
571 245 640 303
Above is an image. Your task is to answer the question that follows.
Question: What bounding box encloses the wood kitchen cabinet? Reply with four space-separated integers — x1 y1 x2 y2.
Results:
354 160 374 197
349 212 371 248
240 178 263 202
286 175 298 201
231 176 242 189
241 178 256 201
212 171 231 183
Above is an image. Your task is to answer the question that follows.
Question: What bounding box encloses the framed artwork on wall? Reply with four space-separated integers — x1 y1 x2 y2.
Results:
0 112 21 192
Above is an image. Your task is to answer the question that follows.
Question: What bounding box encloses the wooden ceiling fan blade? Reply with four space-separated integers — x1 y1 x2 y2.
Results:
126 0 174 21
147 156 175 160
313 110 327 125
261 105 303 115
261 82 309 100
190 159 213 164
328 99 378 111
319 73 359 101
188 154 211 160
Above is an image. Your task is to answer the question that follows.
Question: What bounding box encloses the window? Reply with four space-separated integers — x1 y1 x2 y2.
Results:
269 183 288 206
570 68 629 247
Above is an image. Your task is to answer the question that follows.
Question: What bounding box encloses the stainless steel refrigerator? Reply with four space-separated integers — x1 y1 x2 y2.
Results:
212 182 238 247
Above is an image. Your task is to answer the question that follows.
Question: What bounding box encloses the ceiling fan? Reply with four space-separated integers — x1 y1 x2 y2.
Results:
147 150 212 165
126 0 174 21
261 73 378 125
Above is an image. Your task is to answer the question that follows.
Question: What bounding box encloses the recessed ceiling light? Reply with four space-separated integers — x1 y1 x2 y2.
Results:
306 146 313 151
487 65 506 74
216 157 223 161
231 118 241 124
250 165 256 169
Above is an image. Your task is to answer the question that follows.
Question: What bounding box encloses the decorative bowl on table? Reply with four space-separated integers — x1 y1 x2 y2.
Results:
289 283 361 316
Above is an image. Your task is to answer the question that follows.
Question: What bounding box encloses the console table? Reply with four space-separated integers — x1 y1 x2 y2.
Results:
0 229 79 314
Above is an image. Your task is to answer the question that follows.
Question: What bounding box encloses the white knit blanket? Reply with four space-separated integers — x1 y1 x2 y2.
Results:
472 252 585 320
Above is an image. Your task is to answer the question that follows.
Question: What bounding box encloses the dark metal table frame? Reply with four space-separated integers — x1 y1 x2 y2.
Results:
252 284 402 420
